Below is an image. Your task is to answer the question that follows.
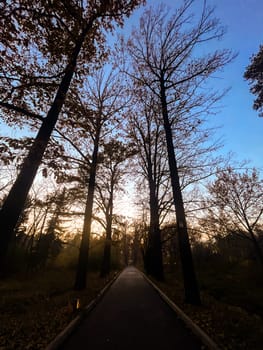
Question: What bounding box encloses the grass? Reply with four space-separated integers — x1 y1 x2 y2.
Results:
196 260 263 317
151 262 263 350
1 260 262 349
0 268 117 349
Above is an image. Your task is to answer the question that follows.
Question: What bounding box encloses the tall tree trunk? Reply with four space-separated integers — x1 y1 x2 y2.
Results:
100 181 114 277
160 78 201 305
122 227 129 266
132 228 140 266
74 129 100 290
0 26 90 275
100 220 112 277
248 228 263 267
146 176 164 280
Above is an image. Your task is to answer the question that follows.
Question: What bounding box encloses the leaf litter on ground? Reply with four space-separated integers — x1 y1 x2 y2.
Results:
0 268 117 350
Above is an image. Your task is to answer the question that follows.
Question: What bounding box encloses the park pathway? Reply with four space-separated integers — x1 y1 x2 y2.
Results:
61 266 203 350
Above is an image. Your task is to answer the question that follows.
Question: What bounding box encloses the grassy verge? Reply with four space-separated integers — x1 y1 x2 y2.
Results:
150 267 263 350
0 268 118 349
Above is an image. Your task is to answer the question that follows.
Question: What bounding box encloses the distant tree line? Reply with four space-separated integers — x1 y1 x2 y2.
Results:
1 0 262 307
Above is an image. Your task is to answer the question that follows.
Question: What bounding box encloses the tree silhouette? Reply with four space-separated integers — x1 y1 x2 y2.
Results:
124 1 234 304
128 93 167 280
0 0 144 275
71 67 129 290
244 44 263 117
207 167 263 266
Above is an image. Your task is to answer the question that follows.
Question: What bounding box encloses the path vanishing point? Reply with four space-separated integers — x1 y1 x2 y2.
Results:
50 266 211 350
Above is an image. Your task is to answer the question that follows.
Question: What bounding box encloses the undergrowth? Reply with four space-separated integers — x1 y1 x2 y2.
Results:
0 268 117 349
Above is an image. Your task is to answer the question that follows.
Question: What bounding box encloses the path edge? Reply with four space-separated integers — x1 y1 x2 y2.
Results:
44 271 121 350
141 271 221 350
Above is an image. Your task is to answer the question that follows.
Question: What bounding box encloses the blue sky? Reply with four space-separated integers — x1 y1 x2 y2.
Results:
123 0 263 170
209 0 263 170
1 1 262 172
1 0 261 220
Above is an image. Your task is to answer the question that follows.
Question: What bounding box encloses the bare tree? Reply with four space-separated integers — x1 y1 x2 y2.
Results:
67 68 130 290
205 167 263 266
95 139 135 277
123 1 234 304
0 0 143 275
128 92 168 280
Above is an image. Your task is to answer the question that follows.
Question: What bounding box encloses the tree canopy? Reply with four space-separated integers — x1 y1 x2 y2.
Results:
244 44 263 117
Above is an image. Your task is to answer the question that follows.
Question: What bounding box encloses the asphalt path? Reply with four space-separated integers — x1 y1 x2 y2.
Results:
61 266 203 350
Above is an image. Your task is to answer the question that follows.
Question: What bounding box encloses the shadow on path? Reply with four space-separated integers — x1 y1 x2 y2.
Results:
61 266 203 350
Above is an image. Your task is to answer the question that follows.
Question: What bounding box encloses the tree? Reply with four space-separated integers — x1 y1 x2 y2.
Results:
45 188 67 237
0 0 144 274
244 44 263 116
28 188 67 269
124 1 234 304
130 220 145 267
128 93 167 280
96 139 135 277
206 167 263 266
69 67 129 290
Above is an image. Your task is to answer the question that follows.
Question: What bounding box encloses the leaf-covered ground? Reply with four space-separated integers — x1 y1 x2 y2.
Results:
1 265 262 349
0 269 117 349
152 268 263 350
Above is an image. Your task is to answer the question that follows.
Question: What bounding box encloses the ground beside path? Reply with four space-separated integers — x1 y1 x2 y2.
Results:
60 266 203 350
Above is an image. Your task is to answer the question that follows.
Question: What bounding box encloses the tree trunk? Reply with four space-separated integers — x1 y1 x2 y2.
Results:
74 128 100 290
146 176 164 280
100 235 112 277
249 228 263 267
100 181 114 277
122 228 129 266
0 27 90 275
160 78 201 305
132 228 140 266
